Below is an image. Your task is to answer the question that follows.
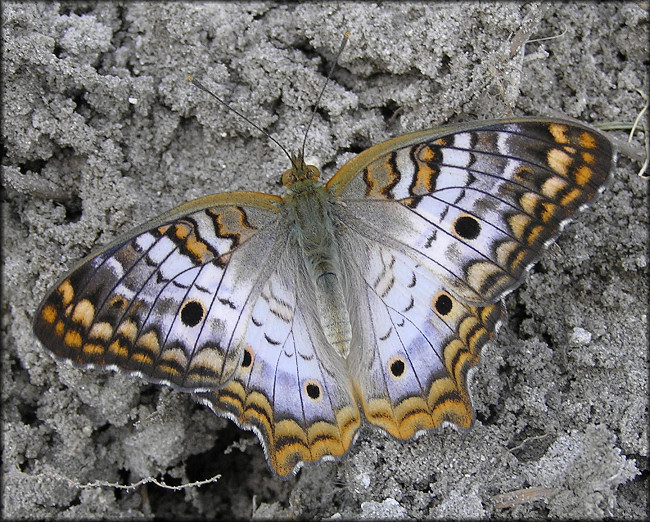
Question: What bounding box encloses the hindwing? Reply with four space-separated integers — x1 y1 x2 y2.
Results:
196 239 361 476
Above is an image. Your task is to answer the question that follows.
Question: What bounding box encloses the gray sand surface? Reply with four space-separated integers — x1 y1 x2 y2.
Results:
2 2 647 519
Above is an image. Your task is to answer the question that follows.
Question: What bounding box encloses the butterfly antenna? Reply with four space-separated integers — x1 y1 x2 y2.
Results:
300 30 350 163
187 74 296 168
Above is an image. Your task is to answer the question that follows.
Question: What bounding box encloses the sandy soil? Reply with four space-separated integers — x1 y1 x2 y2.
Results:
2 2 647 519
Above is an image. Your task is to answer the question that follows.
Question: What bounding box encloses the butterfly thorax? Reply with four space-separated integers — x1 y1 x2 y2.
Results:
284 169 353 359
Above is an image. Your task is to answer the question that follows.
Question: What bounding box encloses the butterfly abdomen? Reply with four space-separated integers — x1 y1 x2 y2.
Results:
286 180 353 358
314 273 352 358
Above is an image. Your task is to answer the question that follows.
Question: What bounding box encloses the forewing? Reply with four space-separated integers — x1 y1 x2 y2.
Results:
33 192 285 391
196 240 361 477
328 118 614 305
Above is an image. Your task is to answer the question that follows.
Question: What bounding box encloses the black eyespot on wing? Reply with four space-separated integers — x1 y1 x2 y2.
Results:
454 215 481 240
390 358 405 377
109 296 127 311
434 293 453 316
180 300 204 327
242 348 253 368
306 382 321 400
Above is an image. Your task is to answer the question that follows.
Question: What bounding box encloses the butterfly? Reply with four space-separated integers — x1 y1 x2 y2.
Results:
33 117 614 477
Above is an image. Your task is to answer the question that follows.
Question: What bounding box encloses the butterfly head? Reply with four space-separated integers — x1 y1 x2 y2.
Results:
282 151 321 188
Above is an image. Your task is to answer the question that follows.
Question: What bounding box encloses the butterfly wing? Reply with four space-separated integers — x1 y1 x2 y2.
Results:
328 118 615 305
337 234 503 436
33 192 287 391
195 235 361 477
35 188 362 477
328 118 614 436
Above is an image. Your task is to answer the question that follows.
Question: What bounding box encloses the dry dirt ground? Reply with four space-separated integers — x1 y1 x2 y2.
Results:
2 2 647 519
